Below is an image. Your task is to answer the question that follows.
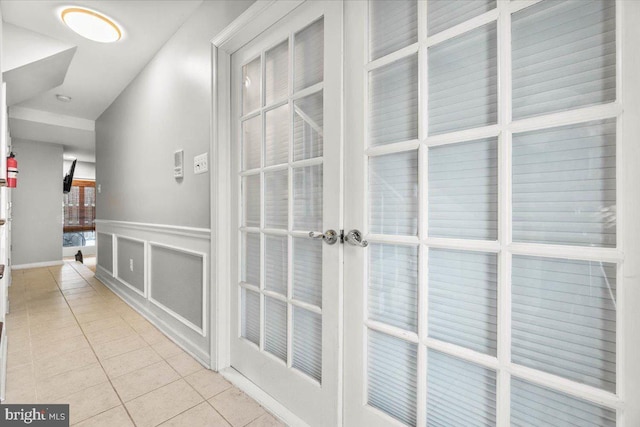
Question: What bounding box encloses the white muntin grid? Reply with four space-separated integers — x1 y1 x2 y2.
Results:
237 17 326 384
361 1 624 427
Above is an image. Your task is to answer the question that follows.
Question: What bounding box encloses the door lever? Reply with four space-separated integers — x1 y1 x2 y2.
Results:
344 229 368 247
309 230 339 245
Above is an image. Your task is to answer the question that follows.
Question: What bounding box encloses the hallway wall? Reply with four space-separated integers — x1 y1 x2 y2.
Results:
96 0 253 229
94 0 254 365
12 139 63 266
63 159 95 181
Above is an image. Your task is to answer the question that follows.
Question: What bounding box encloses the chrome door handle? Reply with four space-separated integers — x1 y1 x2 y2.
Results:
309 230 339 245
345 229 368 247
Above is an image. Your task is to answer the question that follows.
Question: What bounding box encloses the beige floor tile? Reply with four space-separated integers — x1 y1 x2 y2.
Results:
137 325 168 345
30 324 84 345
34 348 98 380
209 388 266 427
73 405 134 427
125 316 154 332
81 316 128 333
71 302 112 315
6 364 36 398
152 338 183 359
166 352 205 377
160 402 231 427
7 350 33 371
184 369 231 400
92 334 148 361
111 360 180 402
246 414 286 427
29 317 80 336
75 310 119 324
37 363 108 401
32 335 91 361
8 335 31 354
85 324 137 346
102 346 162 379
125 379 203 427
57 382 121 425
63 287 97 297
3 387 37 404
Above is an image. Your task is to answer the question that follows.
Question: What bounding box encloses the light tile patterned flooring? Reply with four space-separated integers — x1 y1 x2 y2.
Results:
5 261 285 427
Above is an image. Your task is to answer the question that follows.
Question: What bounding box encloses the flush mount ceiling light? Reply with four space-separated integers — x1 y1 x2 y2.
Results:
60 7 122 43
56 94 72 102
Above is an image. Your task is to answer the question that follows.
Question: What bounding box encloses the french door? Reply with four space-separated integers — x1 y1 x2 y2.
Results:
229 1 342 425
343 0 636 426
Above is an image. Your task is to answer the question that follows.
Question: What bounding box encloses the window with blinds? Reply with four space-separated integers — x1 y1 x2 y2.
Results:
365 0 620 426
63 180 96 233
238 18 325 383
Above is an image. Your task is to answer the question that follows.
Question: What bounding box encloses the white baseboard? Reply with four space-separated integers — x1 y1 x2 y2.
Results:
219 367 308 427
12 260 64 270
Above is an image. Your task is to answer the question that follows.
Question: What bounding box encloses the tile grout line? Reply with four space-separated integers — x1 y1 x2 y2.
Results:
52 264 140 427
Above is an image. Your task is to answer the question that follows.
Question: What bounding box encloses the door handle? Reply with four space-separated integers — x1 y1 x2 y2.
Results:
344 229 368 247
309 230 339 245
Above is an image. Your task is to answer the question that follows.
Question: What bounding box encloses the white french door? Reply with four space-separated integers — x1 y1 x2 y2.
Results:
229 1 342 425
343 1 638 427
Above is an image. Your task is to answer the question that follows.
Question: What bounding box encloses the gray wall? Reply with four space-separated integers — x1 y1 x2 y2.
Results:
116 237 144 293
97 232 113 273
63 160 95 181
12 139 63 265
96 0 254 228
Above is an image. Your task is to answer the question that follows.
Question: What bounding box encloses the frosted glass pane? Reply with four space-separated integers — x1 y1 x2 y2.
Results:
293 92 323 161
264 235 287 295
242 57 261 114
265 105 289 167
241 288 260 346
512 119 616 247
242 233 260 286
369 150 418 236
428 138 498 240
427 0 497 36
264 297 287 362
243 174 260 228
370 0 418 60
428 249 497 355
293 237 322 307
265 40 289 105
512 0 616 119
428 23 498 135
294 18 323 91
264 170 288 229
512 256 616 392
511 378 616 427
293 307 322 382
293 165 322 231
368 330 417 427
368 244 418 332
427 350 497 427
242 116 261 171
369 55 418 146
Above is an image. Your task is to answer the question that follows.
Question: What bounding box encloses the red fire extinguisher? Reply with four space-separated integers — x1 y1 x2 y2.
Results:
7 152 17 188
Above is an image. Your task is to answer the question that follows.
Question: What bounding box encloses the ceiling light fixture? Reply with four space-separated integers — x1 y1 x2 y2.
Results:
60 7 122 43
56 94 72 102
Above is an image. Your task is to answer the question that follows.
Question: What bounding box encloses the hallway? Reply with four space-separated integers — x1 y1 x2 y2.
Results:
4 261 283 426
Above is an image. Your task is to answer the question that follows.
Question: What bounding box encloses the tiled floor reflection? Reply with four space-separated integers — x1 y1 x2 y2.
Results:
5 261 284 426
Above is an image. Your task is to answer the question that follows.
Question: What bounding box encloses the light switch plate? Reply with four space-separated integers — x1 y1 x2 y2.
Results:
194 153 208 174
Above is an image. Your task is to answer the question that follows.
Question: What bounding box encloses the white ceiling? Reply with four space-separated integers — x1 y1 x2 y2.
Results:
2 0 203 120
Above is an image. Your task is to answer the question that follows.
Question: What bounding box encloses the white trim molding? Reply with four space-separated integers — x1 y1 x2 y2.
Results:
95 219 210 240
148 240 208 337
12 260 64 270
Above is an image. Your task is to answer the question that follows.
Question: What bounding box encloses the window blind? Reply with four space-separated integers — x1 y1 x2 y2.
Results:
242 288 260 346
242 116 261 170
243 175 260 228
369 55 419 147
512 119 616 248
427 0 497 36
427 350 497 427
293 165 323 231
369 0 417 61
511 378 616 427
264 235 287 295
265 40 288 105
293 307 322 382
264 170 288 229
428 137 498 240
512 0 616 119
293 237 322 307
428 23 498 136
265 297 287 362
243 233 260 286
368 244 419 332
368 329 417 427
294 19 323 92
428 249 497 356
242 57 261 114
293 92 324 161
512 256 616 392
265 105 289 167
369 150 419 236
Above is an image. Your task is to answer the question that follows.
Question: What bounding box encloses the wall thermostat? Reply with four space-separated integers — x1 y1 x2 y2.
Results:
174 149 184 178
